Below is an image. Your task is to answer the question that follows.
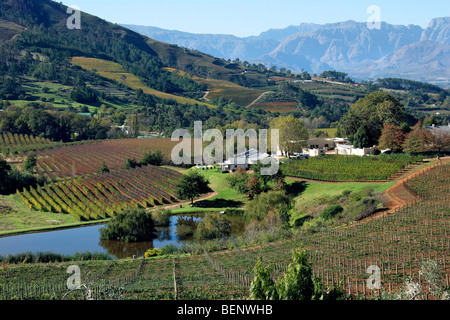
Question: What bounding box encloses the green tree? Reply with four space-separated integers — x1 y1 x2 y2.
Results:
249 257 279 300
226 168 249 194
0 158 11 194
22 153 37 173
270 115 309 157
176 170 210 205
99 161 110 174
339 91 407 146
124 157 140 169
141 150 164 166
276 249 315 300
249 248 345 301
245 190 292 224
352 125 371 148
99 208 154 242
194 215 231 240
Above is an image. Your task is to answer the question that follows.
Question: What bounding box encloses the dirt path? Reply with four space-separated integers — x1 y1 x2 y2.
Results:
202 91 210 101
147 191 219 212
246 91 270 108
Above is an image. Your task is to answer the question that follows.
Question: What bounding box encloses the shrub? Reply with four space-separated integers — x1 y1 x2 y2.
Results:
151 209 171 227
161 244 178 255
100 208 154 242
320 205 344 220
194 215 231 240
144 248 163 258
293 215 313 228
141 150 164 166
245 191 292 224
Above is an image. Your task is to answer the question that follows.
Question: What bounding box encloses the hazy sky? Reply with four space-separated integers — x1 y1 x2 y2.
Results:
60 0 449 37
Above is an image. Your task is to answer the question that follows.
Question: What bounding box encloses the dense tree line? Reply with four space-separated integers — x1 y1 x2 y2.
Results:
338 91 409 147
375 78 444 94
0 156 44 194
319 70 354 84
0 104 112 142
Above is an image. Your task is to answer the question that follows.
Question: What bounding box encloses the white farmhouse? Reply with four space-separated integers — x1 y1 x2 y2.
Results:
218 148 272 172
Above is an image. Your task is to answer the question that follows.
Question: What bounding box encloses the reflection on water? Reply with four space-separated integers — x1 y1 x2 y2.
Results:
0 213 244 260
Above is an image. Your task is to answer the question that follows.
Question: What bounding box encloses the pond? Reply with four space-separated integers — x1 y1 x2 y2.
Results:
0 213 244 260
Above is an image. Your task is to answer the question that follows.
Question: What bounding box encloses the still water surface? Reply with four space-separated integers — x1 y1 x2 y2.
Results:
0 215 207 259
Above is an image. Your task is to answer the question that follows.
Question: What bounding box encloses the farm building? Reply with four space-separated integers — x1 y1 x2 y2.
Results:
335 144 375 156
218 148 273 172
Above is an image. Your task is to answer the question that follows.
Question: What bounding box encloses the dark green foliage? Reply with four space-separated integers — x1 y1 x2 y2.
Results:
320 205 344 220
250 248 346 301
244 191 292 224
353 125 371 148
70 85 99 104
194 215 231 240
339 91 407 147
298 87 320 110
249 257 279 300
320 71 354 83
0 157 43 194
140 149 164 166
176 170 210 204
22 153 37 173
99 161 110 173
124 157 140 169
100 208 155 242
226 169 249 194
293 215 313 227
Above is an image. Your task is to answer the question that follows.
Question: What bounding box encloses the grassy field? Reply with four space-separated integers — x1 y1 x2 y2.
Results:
0 194 80 236
313 128 338 138
171 167 246 214
286 178 395 223
71 57 216 108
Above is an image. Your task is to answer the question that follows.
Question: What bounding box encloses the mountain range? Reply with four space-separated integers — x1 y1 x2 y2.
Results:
123 17 450 87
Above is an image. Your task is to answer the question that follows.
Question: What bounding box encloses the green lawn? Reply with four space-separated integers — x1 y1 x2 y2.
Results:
286 178 395 222
171 167 246 214
0 193 85 236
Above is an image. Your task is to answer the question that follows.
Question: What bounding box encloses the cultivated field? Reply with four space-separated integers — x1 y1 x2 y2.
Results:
17 165 182 221
33 138 179 180
280 154 424 182
2 162 448 300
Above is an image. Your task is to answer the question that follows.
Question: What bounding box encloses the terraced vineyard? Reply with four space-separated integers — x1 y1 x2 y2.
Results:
281 154 424 181
34 138 179 180
206 162 450 298
17 165 182 221
0 132 56 156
